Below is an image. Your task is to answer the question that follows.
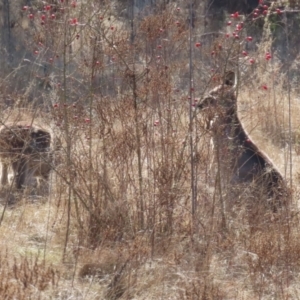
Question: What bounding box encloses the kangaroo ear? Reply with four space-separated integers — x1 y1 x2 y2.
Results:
224 70 235 86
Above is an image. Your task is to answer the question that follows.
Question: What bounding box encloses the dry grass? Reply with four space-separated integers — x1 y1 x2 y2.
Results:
239 79 300 211
0 94 299 298
0 1 299 299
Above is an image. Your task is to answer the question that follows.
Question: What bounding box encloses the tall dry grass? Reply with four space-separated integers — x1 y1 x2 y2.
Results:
0 1 298 299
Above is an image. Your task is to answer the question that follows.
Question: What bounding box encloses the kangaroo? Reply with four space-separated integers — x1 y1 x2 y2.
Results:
0 122 53 190
197 71 288 208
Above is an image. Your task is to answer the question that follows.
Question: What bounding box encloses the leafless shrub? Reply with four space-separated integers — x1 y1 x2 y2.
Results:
0 254 59 299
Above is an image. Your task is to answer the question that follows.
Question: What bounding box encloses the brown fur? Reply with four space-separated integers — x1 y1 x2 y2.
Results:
197 71 289 208
0 122 52 189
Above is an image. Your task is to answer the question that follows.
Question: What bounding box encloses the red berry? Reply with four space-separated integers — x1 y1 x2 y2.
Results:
249 58 255 64
76 34 80 39
157 45 162 49
242 51 248 56
51 14 56 19
263 10 268 15
265 52 272 60
175 21 180 25
225 33 230 38
211 51 215 56
41 15 46 21
276 9 282 14
70 18 78 25
195 42 201 47
253 12 258 17
227 21 232 26
45 5 51 11
29 14 34 19
262 85 268 90
22 6 28 11
218 44 222 49
71 1 77 7
265 54 272 60
49 57 53 63
246 36 253 41
53 103 59 108
176 7 180 11
263 5 268 9
85 118 90 123
34 50 38 55
110 26 114 30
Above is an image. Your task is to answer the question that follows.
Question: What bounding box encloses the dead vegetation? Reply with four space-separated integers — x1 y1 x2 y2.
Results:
0 0 299 299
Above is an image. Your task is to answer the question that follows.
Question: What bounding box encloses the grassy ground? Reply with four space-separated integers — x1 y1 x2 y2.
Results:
0 87 299 299
0 1 299 299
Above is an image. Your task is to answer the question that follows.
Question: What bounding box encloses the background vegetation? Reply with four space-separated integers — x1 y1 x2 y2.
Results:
0 0 300 298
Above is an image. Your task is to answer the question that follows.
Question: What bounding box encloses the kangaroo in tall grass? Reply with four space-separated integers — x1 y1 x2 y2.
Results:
0 122 53 190
197 71 288 208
